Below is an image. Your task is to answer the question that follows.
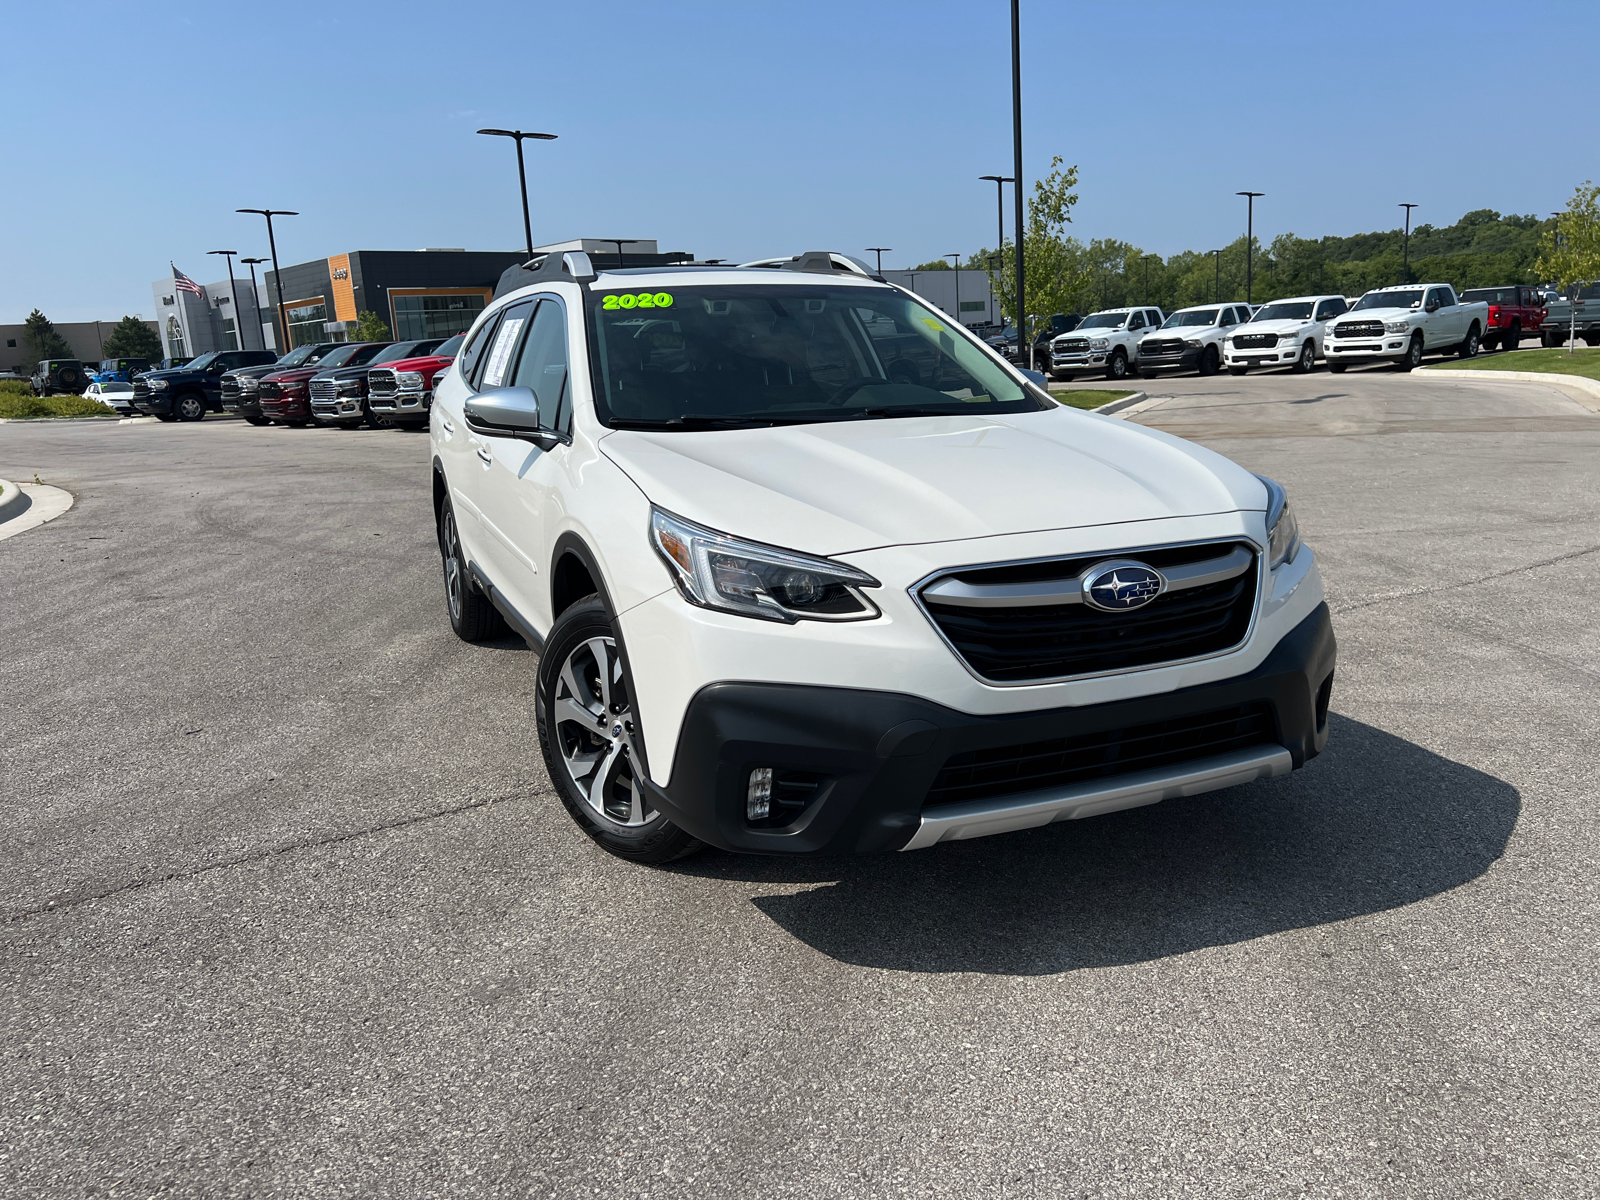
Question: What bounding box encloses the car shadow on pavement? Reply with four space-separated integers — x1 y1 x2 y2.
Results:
679 714 1518 974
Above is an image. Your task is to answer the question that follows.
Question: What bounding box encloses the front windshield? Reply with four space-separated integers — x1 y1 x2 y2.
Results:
1253 302 1314 321
369 340 436 365
319 344 369 368
185 353 219 371
434 334 465 357
587 284 1041 428
101 382 133 393
274 345 318 368
1354 289 1423 311
1161 309 1219 328
1077 311 1127 329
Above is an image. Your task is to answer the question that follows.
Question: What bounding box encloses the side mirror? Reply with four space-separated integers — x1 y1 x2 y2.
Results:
1020 368 1047 387
1424 301 1439 313
464 386 562 449
209 361 227 374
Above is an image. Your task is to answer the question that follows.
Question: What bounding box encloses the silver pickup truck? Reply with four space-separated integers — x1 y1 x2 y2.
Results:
1540 283 1600 347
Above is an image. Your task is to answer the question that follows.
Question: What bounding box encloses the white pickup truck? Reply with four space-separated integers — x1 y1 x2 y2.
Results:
1321 284 1487 372
1048 305 1165 381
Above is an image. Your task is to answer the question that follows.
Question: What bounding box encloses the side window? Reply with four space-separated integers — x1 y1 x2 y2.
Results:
1127 312 1144 331
1148 310 1163 328
1222 307 1239 326
509 299 571 433
1440 287 1457 307
457 310 505 389
479 301 532 389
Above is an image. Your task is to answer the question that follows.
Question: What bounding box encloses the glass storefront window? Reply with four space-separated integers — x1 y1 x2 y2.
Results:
393 294 487 340
286 299 330 348
166 315 186 358
222 316 238 351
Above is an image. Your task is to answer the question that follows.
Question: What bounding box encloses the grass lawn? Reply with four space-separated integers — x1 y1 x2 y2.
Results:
1053 389 1135 410
1424 347 1600 382
0 381 118 419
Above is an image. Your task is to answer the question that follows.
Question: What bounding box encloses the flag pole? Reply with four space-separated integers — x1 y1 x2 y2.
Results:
171 262 196 360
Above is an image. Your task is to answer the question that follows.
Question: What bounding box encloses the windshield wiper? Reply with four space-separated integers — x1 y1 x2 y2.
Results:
608 413 816 429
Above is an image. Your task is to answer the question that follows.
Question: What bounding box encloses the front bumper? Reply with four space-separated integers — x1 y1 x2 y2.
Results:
260 393 310 419
643 602 1336 856
1325 337 1407 361
1137 346 1203 373
312 393 366 422
368 389 431 418
1224 341 1299 367
220 393 265 417
1052 350 1108 371
132 393 171 415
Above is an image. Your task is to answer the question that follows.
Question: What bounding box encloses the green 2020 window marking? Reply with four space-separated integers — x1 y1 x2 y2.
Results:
601 292 675 311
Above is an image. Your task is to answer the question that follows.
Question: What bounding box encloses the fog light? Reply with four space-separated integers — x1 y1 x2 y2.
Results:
747 767 773 821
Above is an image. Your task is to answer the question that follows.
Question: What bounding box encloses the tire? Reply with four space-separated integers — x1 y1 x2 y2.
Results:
536 595 703 865
437 496 506 642
243 414 272 426
1105 349 1129 380
1396 334 1424 371
1198 345 1220 377
1457 324 1480 359
1503 322 1520 352
1291 340 1316 374
155 413 178 422
174 392 207 422
1585 332 1600 348
1542 330 1562 348
1327 362 1347 374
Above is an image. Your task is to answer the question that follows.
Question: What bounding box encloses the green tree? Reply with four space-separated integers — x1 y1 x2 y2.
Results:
100 316 162 362
1535 181 1600 354
985 157 1089 334
353 310 391 341
22 309 73 361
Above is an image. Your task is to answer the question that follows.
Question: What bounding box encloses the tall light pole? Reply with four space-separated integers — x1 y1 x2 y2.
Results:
1399 203 1419 284
1010 0 1026 365
1236 192 1264 303
978 174 1014 259
236 209 297 352
865 247 892 275
207 250 243 351
476 128 557 259
1142 254 1156 304
240 258 269 352
1212 250 1221 303
946 253 962 323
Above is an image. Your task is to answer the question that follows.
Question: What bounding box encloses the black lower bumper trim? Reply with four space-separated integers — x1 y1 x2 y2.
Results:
643 602 1336 855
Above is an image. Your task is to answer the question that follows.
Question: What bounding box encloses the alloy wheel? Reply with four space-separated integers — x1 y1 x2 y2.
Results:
553 636 653 828
441 508 463 622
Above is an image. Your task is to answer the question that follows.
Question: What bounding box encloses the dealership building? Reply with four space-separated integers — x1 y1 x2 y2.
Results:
149 240 693 360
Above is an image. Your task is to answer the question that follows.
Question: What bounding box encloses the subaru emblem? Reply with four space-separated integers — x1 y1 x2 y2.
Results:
612 723 624 738
1081 560 1165 612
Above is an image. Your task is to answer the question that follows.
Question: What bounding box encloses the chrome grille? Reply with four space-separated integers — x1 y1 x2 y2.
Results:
1140 338 1185 356
368 368 397 399
132 379 151 400
220 376 240 401
1056 337 1089 353
309 380 339 400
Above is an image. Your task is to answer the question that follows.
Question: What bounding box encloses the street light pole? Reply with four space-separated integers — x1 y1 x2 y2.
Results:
865 247 892 275
236 209 298 353
240 258 269 352
1213 250 1221 303
1398 203 1419 284
946 254 962 324
207 250 243 352
1010 0 1026 366
1236 192 1263 303
476 128 558 259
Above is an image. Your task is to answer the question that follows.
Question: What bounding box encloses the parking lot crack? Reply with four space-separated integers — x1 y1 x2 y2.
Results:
1 790 534 925
1331 542 1600 615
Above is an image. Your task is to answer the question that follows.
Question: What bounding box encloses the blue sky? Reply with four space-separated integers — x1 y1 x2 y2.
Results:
6 0 1593 323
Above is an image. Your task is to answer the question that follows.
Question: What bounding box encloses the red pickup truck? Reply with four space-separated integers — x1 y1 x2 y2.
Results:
1459 286 1546 353
365 332 464 426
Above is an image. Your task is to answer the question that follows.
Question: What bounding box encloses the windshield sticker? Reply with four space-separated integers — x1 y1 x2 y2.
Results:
601 292 674 311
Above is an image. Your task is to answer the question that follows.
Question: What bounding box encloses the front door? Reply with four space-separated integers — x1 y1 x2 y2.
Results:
476 296 574 627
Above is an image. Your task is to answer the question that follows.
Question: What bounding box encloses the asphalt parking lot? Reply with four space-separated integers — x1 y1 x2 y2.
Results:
3 366 1598 1198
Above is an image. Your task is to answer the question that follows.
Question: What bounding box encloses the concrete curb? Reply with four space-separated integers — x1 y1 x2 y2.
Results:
0 478 29 523
1415 366 1600 414
0 484 73 542
1092 390 1148 416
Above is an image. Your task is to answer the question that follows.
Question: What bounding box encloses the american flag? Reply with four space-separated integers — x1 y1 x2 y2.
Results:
172 265 203 297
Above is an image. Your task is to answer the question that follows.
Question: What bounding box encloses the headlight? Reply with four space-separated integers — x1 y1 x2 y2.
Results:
1089 338 1109 350
650 507 880 623
337 379 362 393
1383 319 1412 334
1255 475 1301 569
148 378 169 390
396 371 424 388
1183 338 1202 349
239 377 260 393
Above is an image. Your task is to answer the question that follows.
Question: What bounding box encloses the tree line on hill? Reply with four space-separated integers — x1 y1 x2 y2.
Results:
914 164 1560 320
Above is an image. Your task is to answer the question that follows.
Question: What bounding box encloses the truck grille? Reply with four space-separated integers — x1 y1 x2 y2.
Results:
258 381 281 400
919 541 1259 684
132 379 150 400
1055 337 1090 353
309 380 339 400
1231 332 1279 349
924 702 1276 808
220 377 240 401
1333 321 1384 339
1140 338 1184 356
368 368 397 399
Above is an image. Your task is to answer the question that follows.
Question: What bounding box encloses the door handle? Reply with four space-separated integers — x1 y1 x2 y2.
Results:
440 417 455 435
476 447 493 466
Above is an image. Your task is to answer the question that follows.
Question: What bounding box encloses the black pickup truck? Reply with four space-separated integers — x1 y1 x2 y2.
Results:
131 349 278 421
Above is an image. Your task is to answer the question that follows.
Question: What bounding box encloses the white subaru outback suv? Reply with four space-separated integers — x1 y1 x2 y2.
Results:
431 251 1335 865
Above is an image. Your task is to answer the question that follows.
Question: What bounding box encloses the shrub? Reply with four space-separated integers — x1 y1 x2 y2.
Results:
0 386 117 418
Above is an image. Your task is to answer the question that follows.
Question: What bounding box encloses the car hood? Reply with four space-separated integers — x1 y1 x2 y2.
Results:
373 354 453 373
1333 308 1417 323
223 364 284 380
261 367 322 383
140 367 197 382
599 408 1265 556
1234 319 1316 335
314 364 373 382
